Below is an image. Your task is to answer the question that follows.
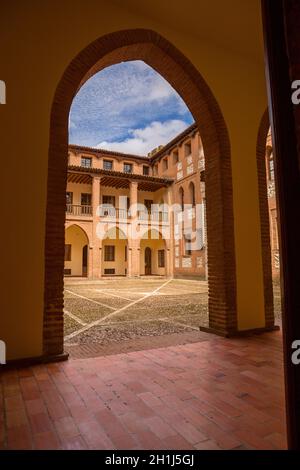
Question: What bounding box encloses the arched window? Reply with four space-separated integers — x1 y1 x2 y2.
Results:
179 187 184 211
189 182 196 207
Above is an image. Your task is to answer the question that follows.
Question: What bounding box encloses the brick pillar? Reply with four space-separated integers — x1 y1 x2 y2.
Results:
91 176 101 278
128 181 140 277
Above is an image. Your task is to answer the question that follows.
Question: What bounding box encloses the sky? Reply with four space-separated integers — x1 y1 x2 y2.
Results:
69 60 194 156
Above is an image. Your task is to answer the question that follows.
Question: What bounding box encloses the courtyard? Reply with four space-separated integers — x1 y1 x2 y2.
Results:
64 278 282 359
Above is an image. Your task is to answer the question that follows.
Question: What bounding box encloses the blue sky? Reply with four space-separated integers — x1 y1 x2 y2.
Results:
69 60 194 155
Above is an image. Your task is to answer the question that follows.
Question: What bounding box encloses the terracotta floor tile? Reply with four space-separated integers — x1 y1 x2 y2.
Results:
0 330 287 450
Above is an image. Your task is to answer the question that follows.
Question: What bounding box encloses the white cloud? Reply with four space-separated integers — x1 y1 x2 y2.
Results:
97 120 187 156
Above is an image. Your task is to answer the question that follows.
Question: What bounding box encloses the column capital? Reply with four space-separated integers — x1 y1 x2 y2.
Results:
92 175 101 182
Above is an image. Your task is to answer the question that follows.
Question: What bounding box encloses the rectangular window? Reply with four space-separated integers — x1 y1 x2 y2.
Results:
64 244 71 261
81 193 91 205
184 234 192 256
158 250 165 268
66 192 73 204
143 165 150 175
104 245 115 261
153 164 158 176
102 195 115 207
173 150 179 164
103 159 113 170
81 157 92 168
163 158 168 170
184 142 192 157
104 268 115 275
124 163 133 173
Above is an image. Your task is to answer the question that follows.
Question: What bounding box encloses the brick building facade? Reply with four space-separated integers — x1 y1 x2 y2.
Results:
65 123 207 279
65 123 278 281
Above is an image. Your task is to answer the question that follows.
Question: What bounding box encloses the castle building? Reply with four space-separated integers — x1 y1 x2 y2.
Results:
65 123 207 279
65 122 278 280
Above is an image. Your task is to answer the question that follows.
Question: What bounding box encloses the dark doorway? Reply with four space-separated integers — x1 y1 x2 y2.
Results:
82 244 88 276
145 247 152 275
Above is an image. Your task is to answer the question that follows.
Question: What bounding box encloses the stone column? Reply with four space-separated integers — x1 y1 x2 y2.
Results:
128 181 140 277
91 176 101 278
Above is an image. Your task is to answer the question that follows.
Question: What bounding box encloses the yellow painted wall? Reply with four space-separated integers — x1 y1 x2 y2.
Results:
0 0 267 359
65 225 89 276
140 241 166 276
102 229 128 275
140 230 166 275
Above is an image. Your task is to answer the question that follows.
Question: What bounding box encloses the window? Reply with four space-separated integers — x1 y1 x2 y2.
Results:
104 268 115 275
66 192 73 204
104 245 115 261
184 142 192 157
163 158 168 170
103 159 113 170
179 187 184 211
64 244 71 261
124 163 133 173
158 250 165 268
102 195 115 207
173 150 179 164
143 165 150 175
81 156 92 168
153 164 158 176
81 193 91 214
189 182 196 207
81 193 91 205
184 234 192 256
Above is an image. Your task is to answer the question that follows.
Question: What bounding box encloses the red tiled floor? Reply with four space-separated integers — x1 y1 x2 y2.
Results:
0 330 287 449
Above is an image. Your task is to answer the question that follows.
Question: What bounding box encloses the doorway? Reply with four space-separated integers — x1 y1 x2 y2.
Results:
82 244 88 277
145 247 152 275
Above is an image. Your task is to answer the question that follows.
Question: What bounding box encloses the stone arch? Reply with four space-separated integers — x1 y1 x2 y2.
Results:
64 224 90 277
44 28 237 355
65 223 90 244
256 108 275 328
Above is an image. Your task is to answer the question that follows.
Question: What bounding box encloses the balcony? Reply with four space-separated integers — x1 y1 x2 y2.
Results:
98 206 128 219
138 211 169 222
66 204 92 216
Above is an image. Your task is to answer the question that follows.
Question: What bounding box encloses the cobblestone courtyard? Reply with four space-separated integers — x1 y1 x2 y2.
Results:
64 277 282 358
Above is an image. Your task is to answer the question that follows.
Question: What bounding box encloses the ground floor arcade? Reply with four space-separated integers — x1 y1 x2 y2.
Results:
64 223 171 278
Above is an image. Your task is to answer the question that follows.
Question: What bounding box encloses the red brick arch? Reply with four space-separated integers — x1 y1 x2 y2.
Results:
44 29 237 356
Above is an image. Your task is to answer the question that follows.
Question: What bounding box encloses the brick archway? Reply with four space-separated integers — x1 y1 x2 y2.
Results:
44 29 237 356
256 109 275 328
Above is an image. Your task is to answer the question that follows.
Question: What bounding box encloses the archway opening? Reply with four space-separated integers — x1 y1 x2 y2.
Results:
45 29 237 358
64 224 89 277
